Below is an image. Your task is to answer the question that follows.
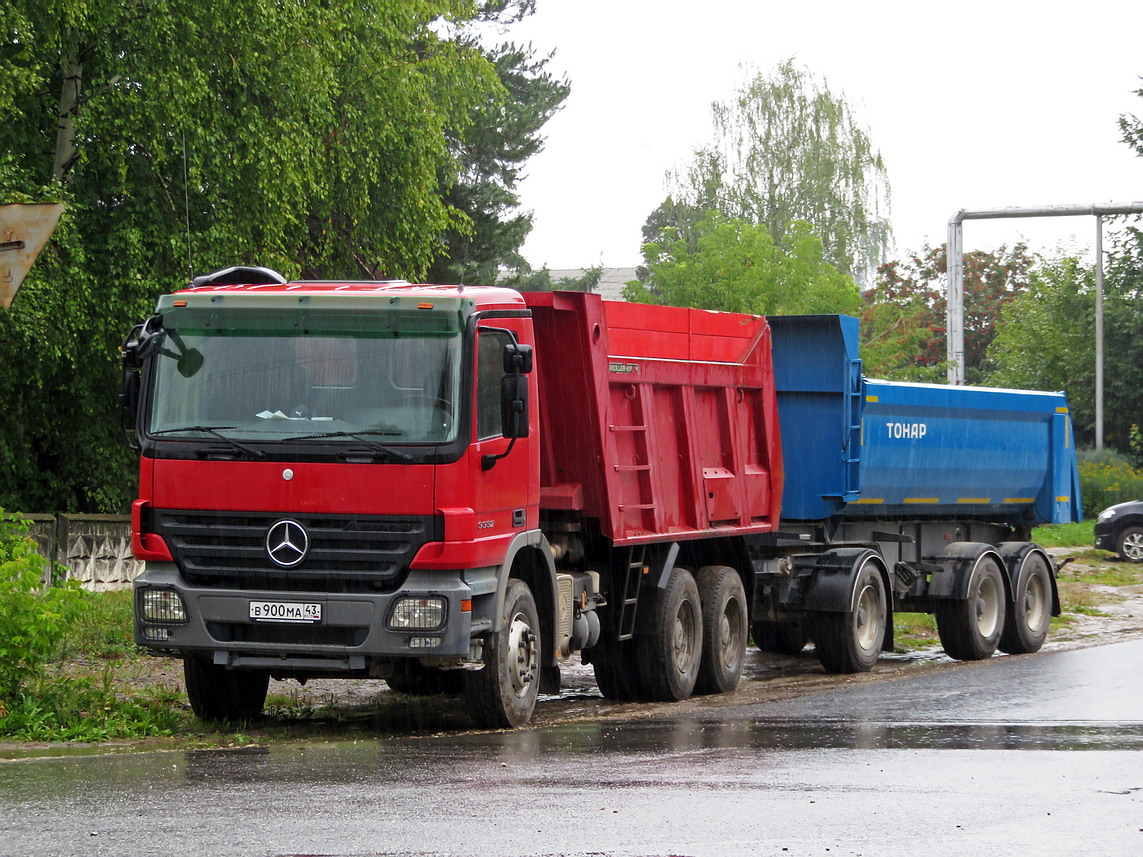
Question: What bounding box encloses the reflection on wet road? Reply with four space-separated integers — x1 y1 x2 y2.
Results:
2 641 1142 856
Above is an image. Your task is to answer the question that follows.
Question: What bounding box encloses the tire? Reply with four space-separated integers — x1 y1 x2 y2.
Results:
812 557 886 674
936 555 1006 660
591 632 646 702
999 551 1053 654
695 566 748 695
752 620 808 655
1116 526 1143 563
636 566 703 702
183 655 269 723
464 579 541 728
387 660 465 695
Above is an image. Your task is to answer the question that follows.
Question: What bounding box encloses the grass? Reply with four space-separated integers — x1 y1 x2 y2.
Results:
893 612 940 652
1031 520 1095 548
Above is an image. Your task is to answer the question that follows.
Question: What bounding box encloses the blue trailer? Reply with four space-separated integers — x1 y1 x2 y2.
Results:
750 315 1080 673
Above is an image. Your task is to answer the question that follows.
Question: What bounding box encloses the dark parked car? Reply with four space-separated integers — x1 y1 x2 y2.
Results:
1094 501 1143 562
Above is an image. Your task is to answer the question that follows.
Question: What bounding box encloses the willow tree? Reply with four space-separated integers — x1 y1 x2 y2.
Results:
0 0 506 512
658 59 892 286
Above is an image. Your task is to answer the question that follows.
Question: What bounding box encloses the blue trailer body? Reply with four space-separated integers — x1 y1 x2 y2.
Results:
769 314 1082 528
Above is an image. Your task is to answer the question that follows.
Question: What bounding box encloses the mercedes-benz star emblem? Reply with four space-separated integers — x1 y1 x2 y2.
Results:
265 519 309 568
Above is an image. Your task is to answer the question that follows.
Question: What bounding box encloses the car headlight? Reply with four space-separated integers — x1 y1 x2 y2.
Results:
1099 509 1117 521
387 596 447 631
138 588 189 625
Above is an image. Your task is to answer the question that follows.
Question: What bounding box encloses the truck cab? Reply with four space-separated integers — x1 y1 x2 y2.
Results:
124 270 554 727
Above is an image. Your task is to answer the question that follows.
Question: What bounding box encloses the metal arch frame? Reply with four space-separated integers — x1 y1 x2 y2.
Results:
946 202 1143 449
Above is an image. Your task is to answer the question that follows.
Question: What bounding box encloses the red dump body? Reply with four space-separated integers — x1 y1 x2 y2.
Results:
524 291 783 545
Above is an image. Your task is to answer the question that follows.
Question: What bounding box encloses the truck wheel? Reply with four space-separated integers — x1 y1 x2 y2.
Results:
752 620 808 655
464 579 540 728
998 551 1053 654
1116 526 1143 563
636 566 703 701
387 661 465 695
591 634 646 702
936 556 1006 660
183 656 269 722
695 566 747 695
812 558 886 674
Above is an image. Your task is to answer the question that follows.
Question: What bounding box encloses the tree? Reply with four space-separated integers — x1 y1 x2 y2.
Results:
624 213 862 317
427 40 569 285
988 231 1143 451
657 59 892 285
1120 78 1143 158
860 243 1036 383
0 0 508 512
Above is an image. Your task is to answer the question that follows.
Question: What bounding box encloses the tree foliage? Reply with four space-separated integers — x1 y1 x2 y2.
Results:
660 59 892 284
860 243 1035 383
624 213 862 317
428 40 569 284
0 0 517 512
988 230 1143 451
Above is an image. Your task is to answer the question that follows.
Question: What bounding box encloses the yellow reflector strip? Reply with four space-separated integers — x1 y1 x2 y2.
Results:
1004 498 1035 504
866 395 879 402
852 498 884 504
903 498 940 504
1057 496 1070 502
957 498 991 504
1056 407 1069 413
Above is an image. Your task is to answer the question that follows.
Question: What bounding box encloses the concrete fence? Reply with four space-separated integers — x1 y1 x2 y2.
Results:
24 514 141 591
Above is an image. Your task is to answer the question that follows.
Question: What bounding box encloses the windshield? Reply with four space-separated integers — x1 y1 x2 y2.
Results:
147 310 462 445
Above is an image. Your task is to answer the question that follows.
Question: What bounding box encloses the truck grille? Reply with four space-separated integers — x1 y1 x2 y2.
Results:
154 510 441 592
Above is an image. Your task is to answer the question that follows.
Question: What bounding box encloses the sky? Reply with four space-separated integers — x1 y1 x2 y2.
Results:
505 0 1143 271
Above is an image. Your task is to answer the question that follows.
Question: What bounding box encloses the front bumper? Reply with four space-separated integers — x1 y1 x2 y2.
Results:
133 562 493 673
1094 520 1116 551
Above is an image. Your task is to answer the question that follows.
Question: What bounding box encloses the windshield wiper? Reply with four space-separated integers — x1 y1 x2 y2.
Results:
292 430 414 461
149 425 266 459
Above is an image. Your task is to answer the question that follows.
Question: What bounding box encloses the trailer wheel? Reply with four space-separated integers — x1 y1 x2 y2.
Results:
464 579 540 728
183 656 269 723
636 566 703 701
752 620 808 655
387 661 465 696
1116 526 1143 563
695 566 748 695
998 551 1053 654
812 558 886 674
936 555 1006 660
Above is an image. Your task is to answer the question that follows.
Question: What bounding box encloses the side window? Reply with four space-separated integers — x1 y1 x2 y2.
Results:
477 329 510 439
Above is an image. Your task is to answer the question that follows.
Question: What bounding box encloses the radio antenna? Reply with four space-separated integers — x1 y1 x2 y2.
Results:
182 131 193 285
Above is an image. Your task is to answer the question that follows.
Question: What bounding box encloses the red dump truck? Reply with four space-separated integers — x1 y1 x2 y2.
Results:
122 268 1079 727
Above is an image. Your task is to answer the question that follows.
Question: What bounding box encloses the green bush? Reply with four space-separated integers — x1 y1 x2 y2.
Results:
1076 447 1143 517
0 510 83 709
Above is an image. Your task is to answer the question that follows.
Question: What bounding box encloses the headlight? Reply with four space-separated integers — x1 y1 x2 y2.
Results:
387 596 446 630
138 588 189 625
1099 509 1117 521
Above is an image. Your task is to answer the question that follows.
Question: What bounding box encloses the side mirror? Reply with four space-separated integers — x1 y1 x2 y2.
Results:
502 342 533 374
177 347 204 378
501 374 529 439
482 339 532 471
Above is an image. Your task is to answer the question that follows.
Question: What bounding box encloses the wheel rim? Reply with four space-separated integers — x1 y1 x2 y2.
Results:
1123 531 1143 561
975 573 1001 638
854 581 883 651
506 610 537 699
1024 567 1048 631
671 599 699 673
717 598 744 671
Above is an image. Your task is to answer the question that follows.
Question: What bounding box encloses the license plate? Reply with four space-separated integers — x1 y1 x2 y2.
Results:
249 600 322 623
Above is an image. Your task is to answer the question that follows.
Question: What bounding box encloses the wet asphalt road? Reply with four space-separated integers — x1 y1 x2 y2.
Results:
2 640 1142 857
